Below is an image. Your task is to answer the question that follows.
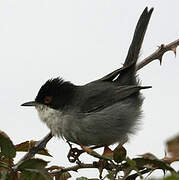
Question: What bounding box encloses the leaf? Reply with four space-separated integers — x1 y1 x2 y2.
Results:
133 158 175 172
76 177 100 180
54 172 71 180
0 130 16 158
0 161 9 169
163 174 179 180
15 141 29 151
19 169 53 180
103 146 113 157
113 145 126 163
166 135 179 160
125 157 136 167
106 170 116 180
17 158 48 171
149 173 179 180
47 165 63 171
76 177 89 180
0 171 14 180
48 165 71 180
15 141 52 157
125 157 142 178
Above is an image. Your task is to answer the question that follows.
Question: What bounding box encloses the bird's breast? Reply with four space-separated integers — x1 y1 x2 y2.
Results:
35 104 64 137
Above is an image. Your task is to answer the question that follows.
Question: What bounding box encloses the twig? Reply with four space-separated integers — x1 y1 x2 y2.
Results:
15 132 53 167
50 161 115 176
99 39 179 82
51 163 96 176
137 39 179 70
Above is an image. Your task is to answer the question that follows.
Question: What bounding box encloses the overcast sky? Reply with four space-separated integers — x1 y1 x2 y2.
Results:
0 0 179 179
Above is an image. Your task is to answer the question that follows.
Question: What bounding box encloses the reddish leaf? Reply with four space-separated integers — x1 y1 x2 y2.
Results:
103 146 113 157
15 141 52 157
166 135 179 160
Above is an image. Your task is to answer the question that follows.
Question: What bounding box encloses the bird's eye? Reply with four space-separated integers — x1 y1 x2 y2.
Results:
44 96 52 104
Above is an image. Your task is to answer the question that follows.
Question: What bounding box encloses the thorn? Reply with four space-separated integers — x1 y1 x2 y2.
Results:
157 44 165 49
160 44 165 49
164 149 167 157
171 47 177 57
158 56 163 65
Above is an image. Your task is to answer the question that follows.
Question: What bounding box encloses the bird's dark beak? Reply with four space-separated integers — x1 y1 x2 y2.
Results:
21 101 37 107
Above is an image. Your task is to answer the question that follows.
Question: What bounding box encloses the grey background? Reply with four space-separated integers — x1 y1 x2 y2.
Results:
0 0 179 178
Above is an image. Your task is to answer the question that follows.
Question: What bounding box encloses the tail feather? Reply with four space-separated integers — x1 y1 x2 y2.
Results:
116 7 153 85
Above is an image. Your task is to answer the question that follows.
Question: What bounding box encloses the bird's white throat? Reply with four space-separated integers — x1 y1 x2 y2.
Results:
35 104 64 137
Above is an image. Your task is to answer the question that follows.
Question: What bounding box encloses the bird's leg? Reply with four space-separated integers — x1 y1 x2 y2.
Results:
67 141 83 163
67 141 104 163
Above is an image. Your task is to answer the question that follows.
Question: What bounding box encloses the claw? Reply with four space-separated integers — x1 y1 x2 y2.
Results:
67 141 83 163
67 147 83 163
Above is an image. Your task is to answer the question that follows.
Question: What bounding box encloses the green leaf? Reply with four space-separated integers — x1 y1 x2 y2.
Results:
163 174 179 180
149 173 179 180
17 158 48 171
76 177 89 180
125 157 142 179
0 172 14 180
125 157 136 167
133 158 175 172
113 145 126 163
76 178 99 180
0 161 9 169
47 165 63 171
0 130 16 158
19 169 53 180
106 170 116 180
54 172 71 180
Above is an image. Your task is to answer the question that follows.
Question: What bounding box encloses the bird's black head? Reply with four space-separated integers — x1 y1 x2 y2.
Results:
35 78 76 110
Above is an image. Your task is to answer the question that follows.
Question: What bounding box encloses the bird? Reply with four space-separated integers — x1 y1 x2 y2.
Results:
21 7 153 149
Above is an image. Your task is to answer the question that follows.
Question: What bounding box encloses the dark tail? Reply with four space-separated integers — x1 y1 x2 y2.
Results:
116 7 153 85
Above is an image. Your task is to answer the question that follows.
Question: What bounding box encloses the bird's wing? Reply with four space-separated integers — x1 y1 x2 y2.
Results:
80 84 150 113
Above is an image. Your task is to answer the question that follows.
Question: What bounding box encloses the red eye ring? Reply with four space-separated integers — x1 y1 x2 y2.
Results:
44 96 52 104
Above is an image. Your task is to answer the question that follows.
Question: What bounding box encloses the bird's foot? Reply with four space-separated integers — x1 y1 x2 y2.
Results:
67 141 83 163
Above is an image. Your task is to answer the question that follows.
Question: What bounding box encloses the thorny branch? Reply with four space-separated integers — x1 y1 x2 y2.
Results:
16 39 179 178
137 39 179 70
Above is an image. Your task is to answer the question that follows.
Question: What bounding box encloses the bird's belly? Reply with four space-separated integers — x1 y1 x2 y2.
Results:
64 98 142 146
